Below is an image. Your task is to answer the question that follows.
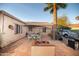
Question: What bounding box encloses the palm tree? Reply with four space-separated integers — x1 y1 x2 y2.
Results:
44 3 67 40
76 16 79 20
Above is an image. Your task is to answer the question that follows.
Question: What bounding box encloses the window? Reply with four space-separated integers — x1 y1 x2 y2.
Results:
20 26 22 33
15 24 18 34
43 27 46 32
18 25 20 33
29 26 32 31
15 24 22 34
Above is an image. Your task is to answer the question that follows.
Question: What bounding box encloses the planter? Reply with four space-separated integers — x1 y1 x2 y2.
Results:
32 40 37 45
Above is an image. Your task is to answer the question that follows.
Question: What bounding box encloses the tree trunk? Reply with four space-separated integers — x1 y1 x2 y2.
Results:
53 3 57 40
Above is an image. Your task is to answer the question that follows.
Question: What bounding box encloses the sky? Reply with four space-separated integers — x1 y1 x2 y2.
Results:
0 3 79 24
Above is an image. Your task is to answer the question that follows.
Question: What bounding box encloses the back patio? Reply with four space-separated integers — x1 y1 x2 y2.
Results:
0 34 79 56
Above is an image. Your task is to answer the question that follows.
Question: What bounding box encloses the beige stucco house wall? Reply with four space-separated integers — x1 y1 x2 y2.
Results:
0 10 27 48
25 22 52 35
32 26 51 35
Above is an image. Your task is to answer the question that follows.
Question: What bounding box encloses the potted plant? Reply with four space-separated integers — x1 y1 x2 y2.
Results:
31 33 41 45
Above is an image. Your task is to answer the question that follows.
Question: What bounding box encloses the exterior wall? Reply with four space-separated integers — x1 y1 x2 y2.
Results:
0 13 4 47
27 26 51 35
0 14 27 47
32 27 42 33
0 13 4 33
46 28 51 34
42 28 51 35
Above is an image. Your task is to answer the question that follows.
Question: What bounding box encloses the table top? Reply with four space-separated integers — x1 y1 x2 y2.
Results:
32 41 55 46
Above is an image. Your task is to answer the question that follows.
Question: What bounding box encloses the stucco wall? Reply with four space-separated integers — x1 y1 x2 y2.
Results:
46 28 51 34
26 26 51 35
33 27 51 34
0 13 3 33
32 27 42 33
0 13 4 47
0 14 27 47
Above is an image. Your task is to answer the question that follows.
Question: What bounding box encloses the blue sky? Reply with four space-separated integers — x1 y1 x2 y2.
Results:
0 3 79 24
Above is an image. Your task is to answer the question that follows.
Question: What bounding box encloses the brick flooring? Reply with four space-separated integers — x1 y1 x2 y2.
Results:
0 35 79 56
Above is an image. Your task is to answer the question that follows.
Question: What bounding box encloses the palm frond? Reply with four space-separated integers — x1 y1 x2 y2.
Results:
44 3 67 13
50 8 54 14
57 3 67 9
44 7 50 11
44 3 53 11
